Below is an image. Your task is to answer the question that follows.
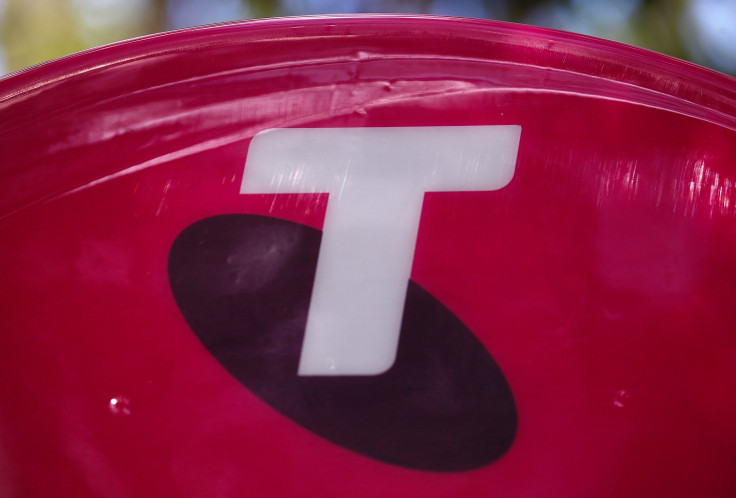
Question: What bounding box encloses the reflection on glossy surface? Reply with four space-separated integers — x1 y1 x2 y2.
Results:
0 15 735 498
612 389 630 408
108 396 131 416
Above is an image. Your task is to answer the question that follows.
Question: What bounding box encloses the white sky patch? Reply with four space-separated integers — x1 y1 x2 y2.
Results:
167 0 249 30
71 0 149 28
686 0 736 73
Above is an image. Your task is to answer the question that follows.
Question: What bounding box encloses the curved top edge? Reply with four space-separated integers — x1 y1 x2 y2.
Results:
0 15 735 118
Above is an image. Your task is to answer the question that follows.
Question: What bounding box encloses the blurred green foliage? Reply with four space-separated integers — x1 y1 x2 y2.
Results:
0 0 733 76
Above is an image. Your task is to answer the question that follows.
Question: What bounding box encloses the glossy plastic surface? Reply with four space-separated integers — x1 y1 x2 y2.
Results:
1 15 736 497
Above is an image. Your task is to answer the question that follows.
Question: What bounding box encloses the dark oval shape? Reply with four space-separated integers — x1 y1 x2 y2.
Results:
168 214 517 471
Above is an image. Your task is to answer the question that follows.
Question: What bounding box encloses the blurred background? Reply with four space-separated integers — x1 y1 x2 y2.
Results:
0 0 734 76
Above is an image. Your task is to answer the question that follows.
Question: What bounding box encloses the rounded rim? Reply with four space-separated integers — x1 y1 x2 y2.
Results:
0 15 735 117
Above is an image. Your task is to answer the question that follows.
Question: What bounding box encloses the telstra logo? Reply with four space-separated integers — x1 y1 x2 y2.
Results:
168 126 521 471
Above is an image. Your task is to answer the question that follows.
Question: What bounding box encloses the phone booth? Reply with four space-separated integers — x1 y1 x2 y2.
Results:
1 16 735 497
